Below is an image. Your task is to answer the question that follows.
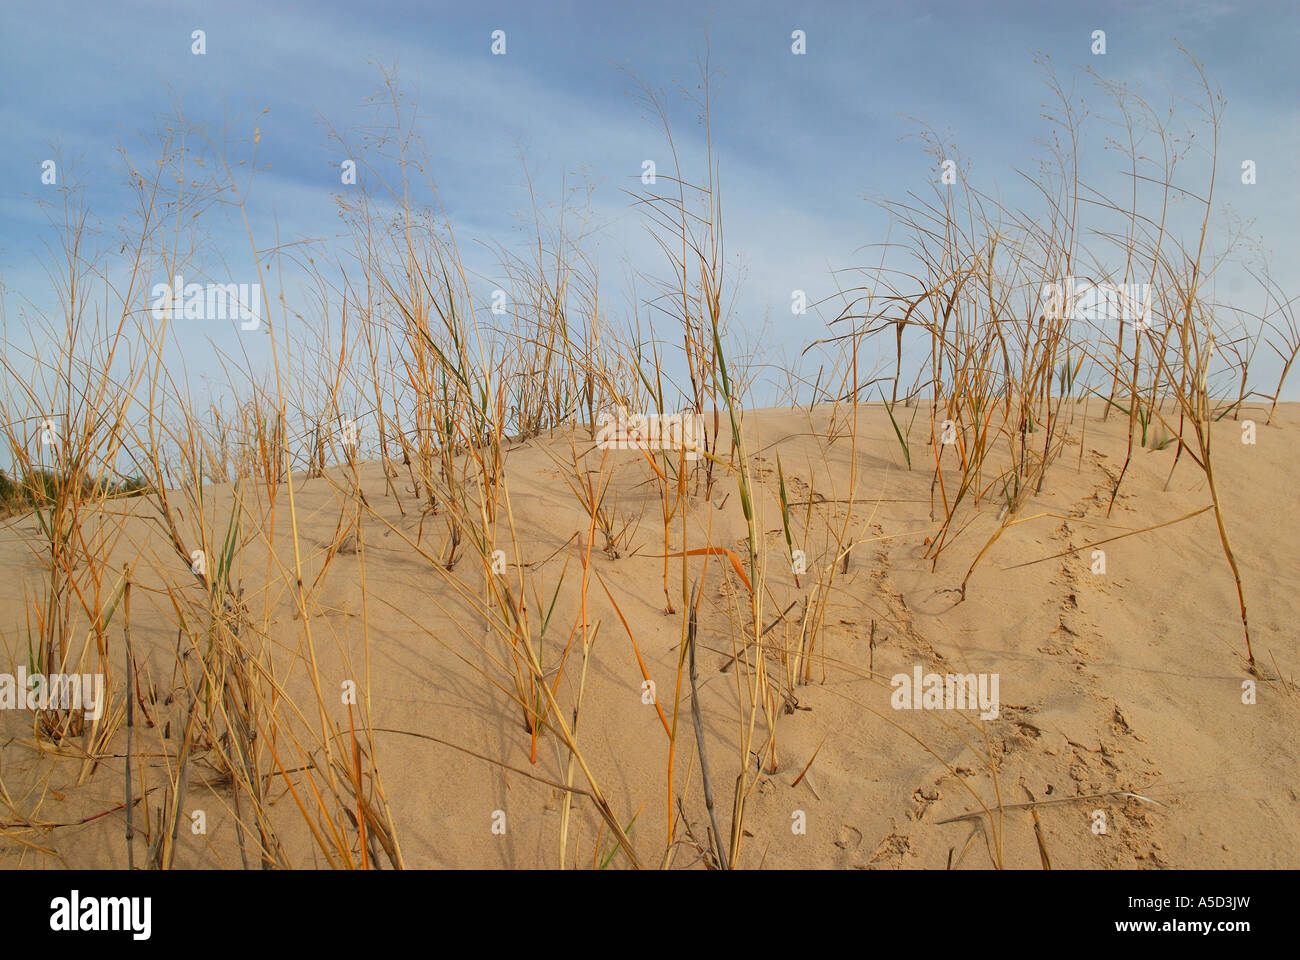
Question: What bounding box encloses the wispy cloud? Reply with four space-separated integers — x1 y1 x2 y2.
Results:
2 0 1296 396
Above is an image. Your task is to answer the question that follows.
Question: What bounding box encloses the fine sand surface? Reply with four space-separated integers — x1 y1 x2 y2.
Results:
1 400 1296 869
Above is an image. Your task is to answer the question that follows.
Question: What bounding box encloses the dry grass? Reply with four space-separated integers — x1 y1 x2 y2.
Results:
0 46 1290 870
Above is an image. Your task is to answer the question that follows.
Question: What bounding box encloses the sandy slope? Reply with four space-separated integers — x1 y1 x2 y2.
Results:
1 401 1296 869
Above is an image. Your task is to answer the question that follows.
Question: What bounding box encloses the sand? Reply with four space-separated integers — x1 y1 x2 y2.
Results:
1 400 1296 869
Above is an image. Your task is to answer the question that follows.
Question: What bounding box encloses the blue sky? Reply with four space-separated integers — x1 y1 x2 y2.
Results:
2 0 1297 404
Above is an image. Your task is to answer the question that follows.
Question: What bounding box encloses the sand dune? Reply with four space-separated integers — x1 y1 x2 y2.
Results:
2 400 1294 869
